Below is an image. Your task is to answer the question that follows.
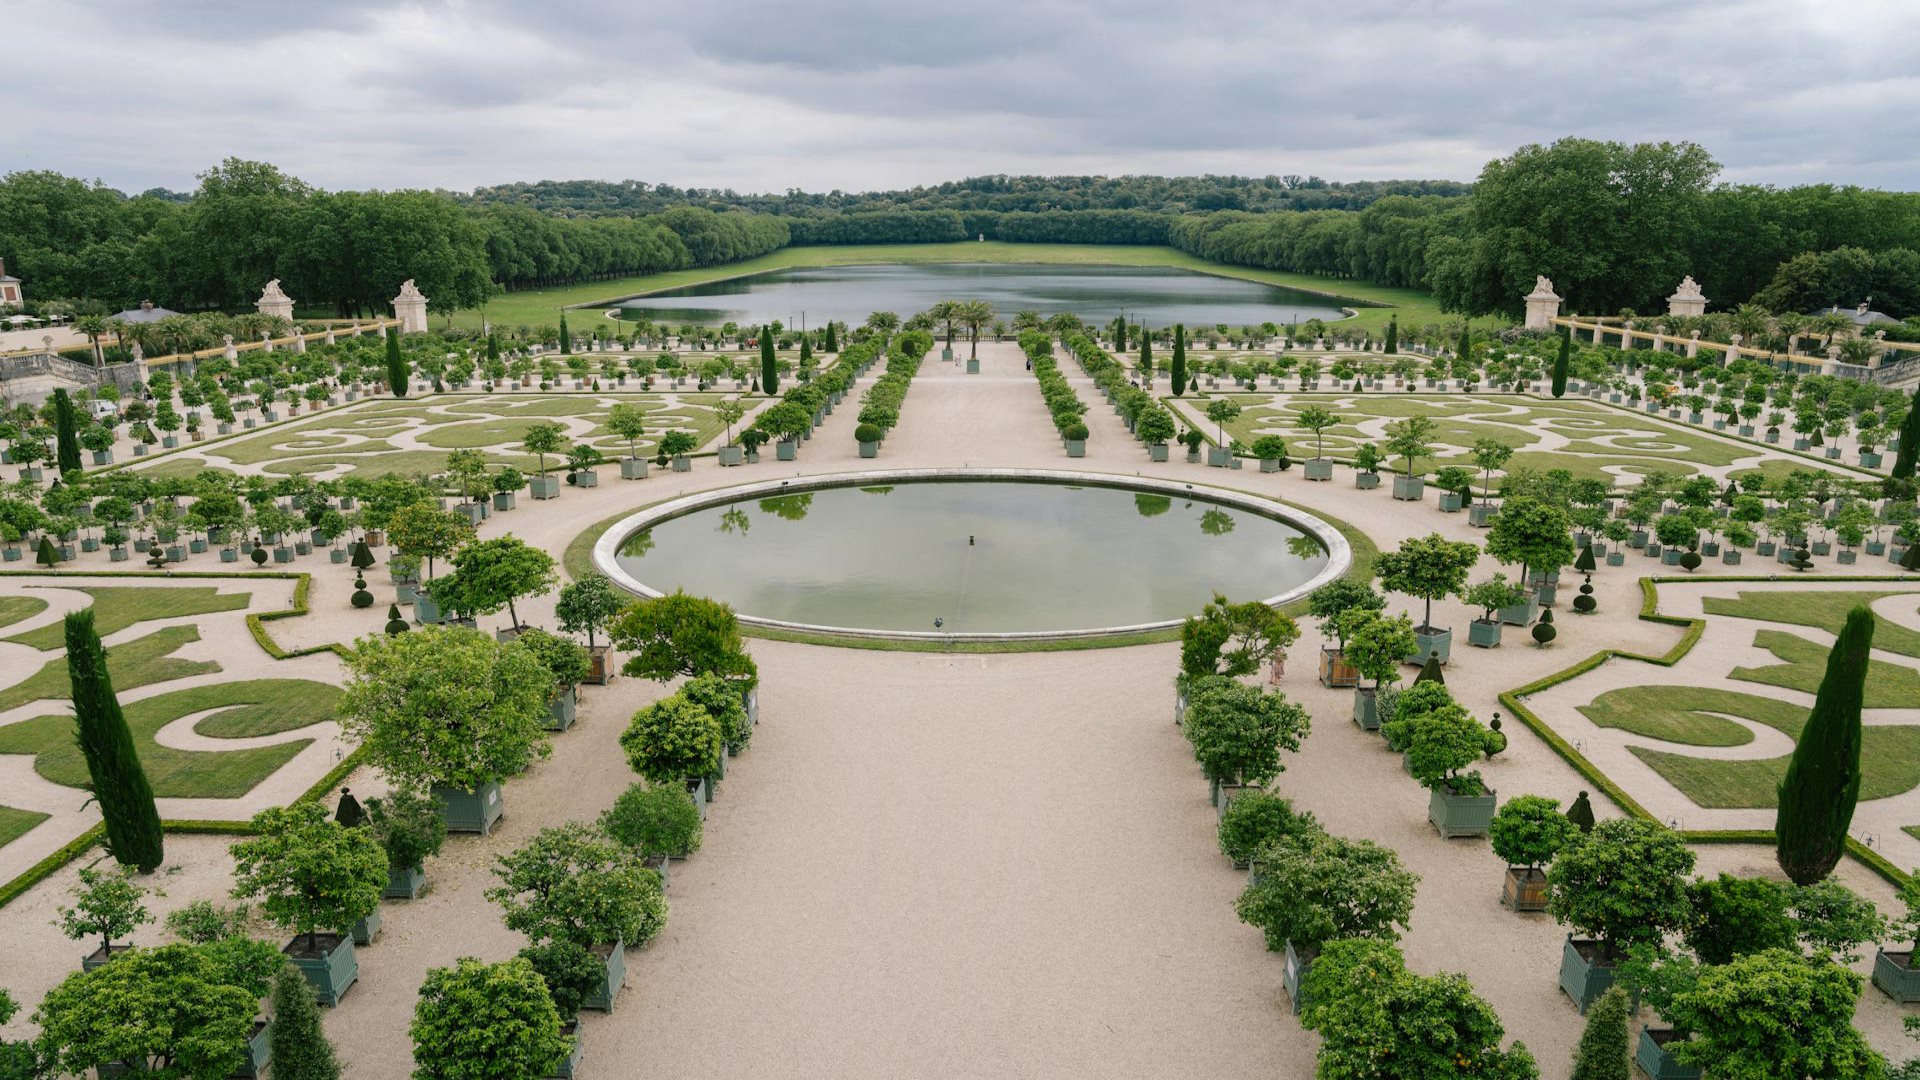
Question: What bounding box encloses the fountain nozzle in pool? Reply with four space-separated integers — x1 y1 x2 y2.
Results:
969 535 975 546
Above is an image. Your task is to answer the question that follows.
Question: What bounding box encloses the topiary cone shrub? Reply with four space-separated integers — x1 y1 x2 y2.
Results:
1679 550 1702 572
1531 608 1557 646
385 604 409 635
351 576 375 609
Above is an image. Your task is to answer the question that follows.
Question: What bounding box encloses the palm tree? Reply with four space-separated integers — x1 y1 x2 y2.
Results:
928 300 961 350
1813 311 1853 348
1731 303 1770 349
73 315 109 366
864 311 900 338
1011 310 1042 332
1773 313 1807 358
958 300 994 360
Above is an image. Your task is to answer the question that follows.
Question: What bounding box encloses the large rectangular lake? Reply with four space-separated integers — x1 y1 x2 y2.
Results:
608 262 1351 328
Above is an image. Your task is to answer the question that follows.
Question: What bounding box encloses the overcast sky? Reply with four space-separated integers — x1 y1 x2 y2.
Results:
8 0 1919 195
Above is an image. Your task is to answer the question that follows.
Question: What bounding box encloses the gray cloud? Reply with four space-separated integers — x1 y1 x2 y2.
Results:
4 0 1917 193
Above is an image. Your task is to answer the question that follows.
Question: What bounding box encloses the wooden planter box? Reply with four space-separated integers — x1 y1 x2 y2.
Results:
1558 936 1616 1013
1635 1028 1702 1080
584 645 613 686
546 685 578 732
1500 866 1548 911
229 1018 273 1078
288 933 358 1007
384 863 426 900
432 781 504 835
1874 948 1920 1002
529 474 562 499
1354 472 1380 490
1469 504 1498 526
1429 785 1495 838
351 907 380 946
583 940 625 1012
1319 648 1359 689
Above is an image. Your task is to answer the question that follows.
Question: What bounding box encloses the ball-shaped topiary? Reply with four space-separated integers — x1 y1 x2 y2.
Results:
250 546 268 566
351 575 375 609
1063 421 1091 442
1679 550 1702 572
854 423 883 444
1572 575 1597 614
1531 608 1557 645
600 782 703 859
385 603 409 635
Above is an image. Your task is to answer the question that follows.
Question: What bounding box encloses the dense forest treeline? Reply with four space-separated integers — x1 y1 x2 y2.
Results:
3 141 1918 323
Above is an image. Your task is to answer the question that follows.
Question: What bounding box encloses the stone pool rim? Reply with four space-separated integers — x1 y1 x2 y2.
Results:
591 467 1353 642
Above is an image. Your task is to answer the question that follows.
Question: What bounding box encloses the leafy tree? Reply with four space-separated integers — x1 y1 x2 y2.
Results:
1296 403 1338 461
32 943 261 1080
1685 874 1796 965
609 591 757 686
1342 610 1417 691
437 535 556 628
338 625 554 790
1792 878 1886 965
1179 593 1299 679
621 693 724 785
487 821 667 948
1182 676 1310 787
385 326 407 398
681 671 752 750
386 503 472 580
364 785 448 875
514 627 590 689
517 940 603 1023
1664 949 1886 1080
1383 414 1436 477
1485 495 1574 584
1376 532 1480 633
555 571 625 653
1301 939 1540 1080
1546 818 1696 959
1235 830 1418 954
606 403 649 460
520 421 567 476
1567 985 1631 1080
228 802 386 953
66 609 163 872
1217 789 1320 867
1204 397 1242 447
601 782 703 859
1489 795 1576 875
1776 605 1871 885
164 899 252 944
1893 385 1920 480
411 957 569 1080
269 963 341 1080
56 865 153 956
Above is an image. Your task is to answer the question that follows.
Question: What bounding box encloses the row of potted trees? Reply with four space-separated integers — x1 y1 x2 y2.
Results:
853 329 933 457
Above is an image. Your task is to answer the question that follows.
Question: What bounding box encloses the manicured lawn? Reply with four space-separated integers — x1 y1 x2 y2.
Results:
1632 728 1920 809
1732 629 1920 707
1702 590 1920 658
0 679 338 798
5 586 250 652
451 242 1444 334
0 804 49 849
1578 685 1806 748
0 626 219 713
0 595 48 632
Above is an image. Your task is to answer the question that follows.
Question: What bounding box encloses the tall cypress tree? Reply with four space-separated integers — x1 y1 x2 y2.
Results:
760 329 779 397
66 609 163 873
1457 324 1472 367
1568 986 1630 1080
269 964 341 1080
52 389 81 474
558 311 571 355
1893 385 1920 479
1383 317 1398 355
1776 605 1873 885
1138 327 1152 380
1170 324 1187 397
1551 326 1571 398
385 327 407 399
823 321 838 352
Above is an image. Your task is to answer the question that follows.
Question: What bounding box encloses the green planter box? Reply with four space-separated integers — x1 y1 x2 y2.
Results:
229 1018 273 1078
415 594 445 625
1352 687 1380 731
1635 1028 1702 1080
859 441 879 458
529 474 562 499
493 491 518 511
1723 549 1743 565
718 446 744 466
220 548 239 563
432 781 504 835
1438 491 1466 512
1065 439 1087 458
1468 503 1498 526
1874 948 1920 1002
547 1025 583 1079
1147 443 1168 462
384 863 426 900
1411 627 1452 665
1498 597 1539 627
1303 458 1333 481
1558 937 1615 1013
1257 458 1283 473
1428 785 1495 838
288 933 357 1007
966 358 980 374
1661 548 1682 565
1206 447 1233 467
1281 940 1314 1015
1392 475 1425 501
583 941 625 1012
776 440 798 461
351 907 380 946
82 943 136 971
109 548 130 562
1606 551 1625 566
273 547 295 564
668 455 690 472
1467 619 1503 647
1355 472 1380 490
573 470 599 488
546 685 578 732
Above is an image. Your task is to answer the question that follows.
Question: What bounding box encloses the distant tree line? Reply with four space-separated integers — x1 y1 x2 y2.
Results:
6 141 1919 321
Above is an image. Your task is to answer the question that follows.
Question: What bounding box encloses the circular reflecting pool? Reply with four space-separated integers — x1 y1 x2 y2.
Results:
598 474 1343 637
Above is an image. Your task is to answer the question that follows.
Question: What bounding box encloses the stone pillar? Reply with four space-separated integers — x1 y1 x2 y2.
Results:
1872 331 1888 369
324 328 336 345
223 334 237 361
1825 344 1843 375
349 322 361 338
131 341 143 363
1686 331 1700 358
256 279 295 324
392 279 429 334
1666 276 1707 318
1620 322 1635 351
1523 276 1562 331
293 328 307 354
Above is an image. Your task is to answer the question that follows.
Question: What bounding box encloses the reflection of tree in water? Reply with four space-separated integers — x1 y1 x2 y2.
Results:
1287 534 1324 560
717 508 751 535
619 529 657 558
1200 509 1236 536
759 493 814 521
1134 493 1172 518
859 486 894 495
